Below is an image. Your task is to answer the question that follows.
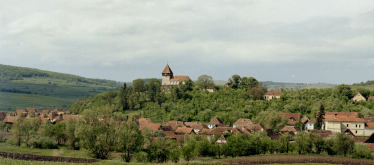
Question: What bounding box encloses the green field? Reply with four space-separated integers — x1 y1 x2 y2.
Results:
351 85 374 91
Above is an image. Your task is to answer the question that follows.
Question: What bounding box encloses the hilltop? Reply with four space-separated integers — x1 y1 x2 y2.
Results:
0 64 131 111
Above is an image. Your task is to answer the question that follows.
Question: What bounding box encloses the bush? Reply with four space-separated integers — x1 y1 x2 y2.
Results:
134 151 148 163
27 136 57 149
351 142 373 160
6 137 18 146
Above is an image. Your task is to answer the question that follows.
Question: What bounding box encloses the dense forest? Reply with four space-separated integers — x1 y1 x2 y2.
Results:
68 75 374 127
353 80 374 86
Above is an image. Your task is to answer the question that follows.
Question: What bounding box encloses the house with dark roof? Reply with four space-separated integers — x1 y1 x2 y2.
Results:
166 121 186 130
281 113 300 126
264 90 282 101
208 116 224 129
161 64 190 89
174 127 194 135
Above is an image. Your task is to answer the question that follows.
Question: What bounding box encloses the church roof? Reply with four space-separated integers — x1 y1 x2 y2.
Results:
169 76 190 82
162 64 173 74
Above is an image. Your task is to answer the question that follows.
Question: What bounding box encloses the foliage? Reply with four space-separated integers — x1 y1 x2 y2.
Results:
253 111 288 132
314 103 325 130
195 75 214 89
115 121 144 162
75 117 116 159
279 132 292 153
181 138 197 161
351 142 373 159
333 133 355 156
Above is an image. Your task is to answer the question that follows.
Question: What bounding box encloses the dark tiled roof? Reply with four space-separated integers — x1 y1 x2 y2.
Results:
207 127 240 135
163 131 177 139
310 130 332 138
166 121 186 130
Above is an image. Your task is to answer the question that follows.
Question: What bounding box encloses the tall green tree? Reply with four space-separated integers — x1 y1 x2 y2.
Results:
229 74 241 89
147 78 162 103
314 103 325 130
133 79 146 93
116 121 144 162
195 75 214 89
336 84 353 100
333 133 355 156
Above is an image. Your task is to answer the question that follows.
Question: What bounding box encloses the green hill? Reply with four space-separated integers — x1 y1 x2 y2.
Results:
0 64 130 111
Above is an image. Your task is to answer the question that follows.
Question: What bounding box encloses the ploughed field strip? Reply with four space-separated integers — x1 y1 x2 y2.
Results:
209 155 374 165
0 152 97 163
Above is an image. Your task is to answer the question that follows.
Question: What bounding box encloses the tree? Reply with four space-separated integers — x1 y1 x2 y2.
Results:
75 118 116 159
336 84 352 100
241 77 259 89
133 79 146 93
333 133 355 156
181 138 197 161
314 103 325 130
249 85 267 100
229 75 241 89
253 111 288 132
195 75 214 89
147 78 162 103
65 119 79 150
11 115 23 146
116 121 144 162
52 122 67 145
279 132 292 153
295 132 313 154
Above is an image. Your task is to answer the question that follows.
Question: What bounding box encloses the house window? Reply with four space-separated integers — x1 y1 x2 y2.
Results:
347 124 349 127
356 124 358 128
355 130 357 134
359 124 361 128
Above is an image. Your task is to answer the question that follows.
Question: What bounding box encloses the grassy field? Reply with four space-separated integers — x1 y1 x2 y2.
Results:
351 85 374 91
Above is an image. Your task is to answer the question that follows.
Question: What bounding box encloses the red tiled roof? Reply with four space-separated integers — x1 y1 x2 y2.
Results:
364 143 374 152
233 118 254 126
324 115 365 122
166 121 186 130
2 115 16 124
218 134 226 140
307 118 316 123
201 129 210 134
62 115 81 123
280 126 300 132
138 118 153 125
184 122 199 127
189 123 209 130
163 131 177 139
281 113 301 123
207 127 240 135
169 76 190 82
310 130 332 138
364 117 374 122
209 116 223 125
366 122 374 129
139 123 161 131
264 90 282 95
301 116 309 123
175 127 193 134
162 64 173 74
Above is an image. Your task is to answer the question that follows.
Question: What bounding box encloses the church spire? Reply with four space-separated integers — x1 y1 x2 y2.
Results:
162 64 173 74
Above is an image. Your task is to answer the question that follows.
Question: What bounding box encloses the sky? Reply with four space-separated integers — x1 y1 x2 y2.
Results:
1 0 374 84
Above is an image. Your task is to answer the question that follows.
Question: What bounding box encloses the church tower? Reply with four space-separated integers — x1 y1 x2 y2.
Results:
162 64 173 85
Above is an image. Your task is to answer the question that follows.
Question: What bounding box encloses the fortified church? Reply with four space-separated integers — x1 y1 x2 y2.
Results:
161 64 190 89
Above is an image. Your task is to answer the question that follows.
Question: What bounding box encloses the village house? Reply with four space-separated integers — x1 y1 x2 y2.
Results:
166 121 186 130
174 127 194 135
206 85 215 93
208 116 227 129
233 118 254 128
280 126 300 136
352 92 366 102
215 134 227 144
305 118 316 131
264 90 282 101
281 113 300 126
324 112 365 136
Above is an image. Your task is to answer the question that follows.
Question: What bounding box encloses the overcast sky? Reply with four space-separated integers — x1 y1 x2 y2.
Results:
1 1 374 84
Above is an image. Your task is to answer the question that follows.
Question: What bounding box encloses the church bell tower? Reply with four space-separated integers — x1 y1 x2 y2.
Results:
161 64 173 85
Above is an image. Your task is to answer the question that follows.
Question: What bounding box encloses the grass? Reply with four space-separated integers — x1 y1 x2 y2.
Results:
351 85 374 91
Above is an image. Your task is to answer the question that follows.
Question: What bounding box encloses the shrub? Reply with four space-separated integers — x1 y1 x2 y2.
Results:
134 151 148 163
27 136 57 149
351 142 373 160
6 137 18 146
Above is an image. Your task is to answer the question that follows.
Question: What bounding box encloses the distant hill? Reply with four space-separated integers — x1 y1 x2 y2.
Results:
0 64 129 111
213 80 337 89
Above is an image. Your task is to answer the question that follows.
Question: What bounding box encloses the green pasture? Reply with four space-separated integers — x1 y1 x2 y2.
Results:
351 85 374 91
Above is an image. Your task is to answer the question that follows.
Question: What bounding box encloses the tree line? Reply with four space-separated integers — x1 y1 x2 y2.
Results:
2 114 372 162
